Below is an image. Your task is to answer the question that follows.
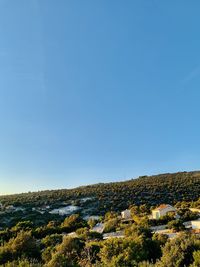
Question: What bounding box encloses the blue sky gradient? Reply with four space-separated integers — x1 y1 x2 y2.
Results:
0 1 200 194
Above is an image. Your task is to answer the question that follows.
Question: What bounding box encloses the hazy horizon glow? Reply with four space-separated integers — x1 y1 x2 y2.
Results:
0 1 200 194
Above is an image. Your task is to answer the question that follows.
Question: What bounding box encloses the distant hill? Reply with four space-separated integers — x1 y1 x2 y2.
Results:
0 171 200 214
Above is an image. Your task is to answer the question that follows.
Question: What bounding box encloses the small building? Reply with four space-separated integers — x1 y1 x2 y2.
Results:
191 220 200 230
121 209 131 220
152 204 176 219
92 223 105 233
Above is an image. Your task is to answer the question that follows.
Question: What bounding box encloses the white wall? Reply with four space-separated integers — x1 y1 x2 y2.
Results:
191 221 200 229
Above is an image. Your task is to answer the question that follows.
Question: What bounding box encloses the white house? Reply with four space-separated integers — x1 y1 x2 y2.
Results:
191 220 200 230
152 204 176 219
121 209 131 220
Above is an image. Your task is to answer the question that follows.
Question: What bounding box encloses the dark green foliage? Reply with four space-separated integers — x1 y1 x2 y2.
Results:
156 233 200 267
192 250 200 266
0 171 200 215
0 231 40 264
0 171 199 266
41 234 63 248
103 218 119 233
167 219 185 232
61 214 87 233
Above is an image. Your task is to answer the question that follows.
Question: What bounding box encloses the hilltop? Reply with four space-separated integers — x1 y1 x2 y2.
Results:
0 171 199 215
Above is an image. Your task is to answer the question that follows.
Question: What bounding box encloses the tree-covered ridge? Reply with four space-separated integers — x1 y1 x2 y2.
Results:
0 171 200 214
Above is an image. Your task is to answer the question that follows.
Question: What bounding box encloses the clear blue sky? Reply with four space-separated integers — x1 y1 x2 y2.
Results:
0 1 200 194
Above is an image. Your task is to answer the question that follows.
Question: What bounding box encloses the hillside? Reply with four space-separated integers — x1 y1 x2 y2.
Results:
0 171 200 266
0 171 200 215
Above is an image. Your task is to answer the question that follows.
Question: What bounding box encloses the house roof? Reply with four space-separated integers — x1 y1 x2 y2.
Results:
121 209 130 213
153 204 175 211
